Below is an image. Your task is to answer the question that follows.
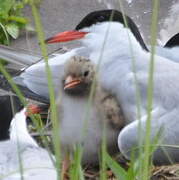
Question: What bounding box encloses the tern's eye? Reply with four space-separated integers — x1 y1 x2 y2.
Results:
84 70 89 77
97 15 105 21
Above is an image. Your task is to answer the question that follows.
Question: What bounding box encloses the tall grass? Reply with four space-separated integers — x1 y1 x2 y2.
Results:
0 0 168 179
143 0 160 179
29 0 61 179
117 1 145 178
105 0 160 179
0 1 57 179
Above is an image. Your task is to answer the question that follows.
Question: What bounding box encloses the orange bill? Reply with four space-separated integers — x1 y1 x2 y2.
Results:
45 30 88 43
64 76 82 90
64 79 82 90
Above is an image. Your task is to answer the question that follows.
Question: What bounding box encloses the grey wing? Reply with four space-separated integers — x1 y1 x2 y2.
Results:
118 107 179 165
0 45 41 67
19 63 63 99
14 47 89 99
155 46 179 63
118 55 179 163
116 54 179 124
136 55 179 111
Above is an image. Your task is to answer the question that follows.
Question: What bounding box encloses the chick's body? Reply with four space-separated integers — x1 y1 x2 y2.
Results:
56 56 125 165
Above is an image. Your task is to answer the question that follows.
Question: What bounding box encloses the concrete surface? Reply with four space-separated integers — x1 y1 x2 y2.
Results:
11 0 179 54
11 0 106 53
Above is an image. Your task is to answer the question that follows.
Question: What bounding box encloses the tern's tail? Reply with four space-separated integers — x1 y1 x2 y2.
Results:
0 71 49 103
0 45 41 67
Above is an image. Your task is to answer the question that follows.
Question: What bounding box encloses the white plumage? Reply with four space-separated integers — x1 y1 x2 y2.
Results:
0 108 56 180
77 20 179 164
0 9 179 165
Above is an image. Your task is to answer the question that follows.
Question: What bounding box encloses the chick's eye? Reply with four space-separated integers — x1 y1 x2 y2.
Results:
84 71 89 77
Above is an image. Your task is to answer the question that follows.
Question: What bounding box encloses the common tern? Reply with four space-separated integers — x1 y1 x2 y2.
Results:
45 10 179 165
0 9 179 164
0 108 56 180
0 10 178 99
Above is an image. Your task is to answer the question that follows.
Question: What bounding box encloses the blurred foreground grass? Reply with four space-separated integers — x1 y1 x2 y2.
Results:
0 0 179 179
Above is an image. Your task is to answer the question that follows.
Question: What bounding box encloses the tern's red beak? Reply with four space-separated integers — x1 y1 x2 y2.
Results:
25 104 49 116
64 75 82 90
45 30 88 44
25 104 42 116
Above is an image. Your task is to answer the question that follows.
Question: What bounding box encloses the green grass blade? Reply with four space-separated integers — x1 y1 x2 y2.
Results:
29 0 61 178
69 145 84 180
105 151 128 180
0 22 10 44
117 0 144 177
100 128 107 180
143 0 160 179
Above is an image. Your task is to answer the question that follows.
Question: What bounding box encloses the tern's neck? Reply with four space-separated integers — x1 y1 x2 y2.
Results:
82 22 147 65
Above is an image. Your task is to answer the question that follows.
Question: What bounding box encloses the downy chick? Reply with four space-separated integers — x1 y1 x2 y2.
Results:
56 56 125 165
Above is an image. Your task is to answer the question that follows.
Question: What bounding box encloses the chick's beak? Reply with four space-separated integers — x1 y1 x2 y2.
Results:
64 75 82 90
45 30 88 44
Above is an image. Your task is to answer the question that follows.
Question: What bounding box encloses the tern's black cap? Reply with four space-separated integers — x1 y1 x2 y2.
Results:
75 9 148 51
164 33 179 48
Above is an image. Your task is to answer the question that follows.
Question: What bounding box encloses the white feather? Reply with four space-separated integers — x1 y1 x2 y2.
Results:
0 109 57 179
74 21 179 164
10 108 38 147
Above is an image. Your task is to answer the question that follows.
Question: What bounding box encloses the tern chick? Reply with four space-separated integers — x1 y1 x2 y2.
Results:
56 56 125 165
